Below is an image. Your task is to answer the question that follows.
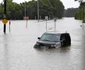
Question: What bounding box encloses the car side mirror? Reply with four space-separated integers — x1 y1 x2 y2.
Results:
38 37 41 40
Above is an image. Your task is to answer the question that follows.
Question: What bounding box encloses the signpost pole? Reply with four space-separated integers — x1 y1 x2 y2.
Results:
26 20 28 28
37 0 39 22
46 20 47 31
45 16 48 31
3 0 7 34
9 21 11 32
54 18 56 31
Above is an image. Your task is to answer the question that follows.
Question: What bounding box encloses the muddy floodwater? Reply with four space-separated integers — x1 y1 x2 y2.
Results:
0 18 85 70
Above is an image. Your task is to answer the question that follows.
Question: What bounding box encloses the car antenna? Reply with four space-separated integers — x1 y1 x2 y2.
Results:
65 31 67 33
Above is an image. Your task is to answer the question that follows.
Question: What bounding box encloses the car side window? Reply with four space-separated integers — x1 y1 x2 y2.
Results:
62 33 71 42
60 34 65 41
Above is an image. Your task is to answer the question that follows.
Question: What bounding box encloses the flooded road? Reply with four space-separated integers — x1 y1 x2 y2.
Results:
0 18 85 70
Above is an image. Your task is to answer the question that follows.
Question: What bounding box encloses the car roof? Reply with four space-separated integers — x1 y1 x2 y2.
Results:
44 31 68 35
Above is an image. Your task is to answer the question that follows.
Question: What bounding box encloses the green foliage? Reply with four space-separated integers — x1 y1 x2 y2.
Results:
75 2 85 22
0 3 4 19
0 0 64 20
7 1 22 19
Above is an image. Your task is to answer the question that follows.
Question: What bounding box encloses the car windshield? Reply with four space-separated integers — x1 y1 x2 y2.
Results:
40 33 60 42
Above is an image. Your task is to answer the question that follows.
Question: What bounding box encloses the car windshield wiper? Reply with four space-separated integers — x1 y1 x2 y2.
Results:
42 40 51 41
53 41 60 42
41 39 59 42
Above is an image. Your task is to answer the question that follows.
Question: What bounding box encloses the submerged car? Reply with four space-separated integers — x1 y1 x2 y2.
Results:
34 32 71 48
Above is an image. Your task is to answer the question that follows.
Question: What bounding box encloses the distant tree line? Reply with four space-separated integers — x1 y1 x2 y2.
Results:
64 8 78 17
75 2 85 21
0 0 64 20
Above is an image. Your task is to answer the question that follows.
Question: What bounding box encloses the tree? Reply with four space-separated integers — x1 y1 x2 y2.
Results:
0 0 65 20
75 2 85 21
0 3 4 19
7 1 22 19
65 8 78 17
39 0 64 19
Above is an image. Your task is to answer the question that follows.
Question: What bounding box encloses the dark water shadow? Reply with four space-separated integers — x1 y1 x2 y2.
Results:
34 45 71 53
3 34 9 70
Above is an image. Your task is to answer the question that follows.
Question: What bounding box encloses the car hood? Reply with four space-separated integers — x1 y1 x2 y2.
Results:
37 40 59 45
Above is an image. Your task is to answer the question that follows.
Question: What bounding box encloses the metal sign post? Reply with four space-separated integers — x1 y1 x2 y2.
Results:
26 20 28 28
2 18 8 33
24 17 29 28
3 0 7 34
46 20 47 31
37 0 39 22
9 21 11 32
45 16 48 31
54 18 57 31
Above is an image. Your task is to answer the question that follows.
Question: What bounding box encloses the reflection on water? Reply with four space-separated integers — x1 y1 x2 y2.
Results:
34 46 71 53
4 34 9 70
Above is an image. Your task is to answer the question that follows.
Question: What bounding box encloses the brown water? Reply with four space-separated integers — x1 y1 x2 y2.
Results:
0 18 85 70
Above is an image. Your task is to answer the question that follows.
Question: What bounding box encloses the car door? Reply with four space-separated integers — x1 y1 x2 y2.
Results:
61 33 71 46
